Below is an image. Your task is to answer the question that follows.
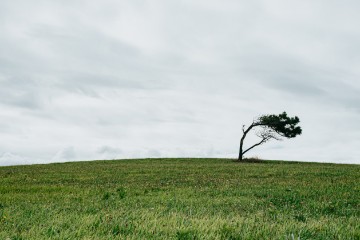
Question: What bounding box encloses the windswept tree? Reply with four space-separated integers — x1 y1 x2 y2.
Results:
238 112 302 161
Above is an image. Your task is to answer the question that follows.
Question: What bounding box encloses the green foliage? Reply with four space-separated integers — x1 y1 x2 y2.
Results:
116 187 126 199
218 225 242 240
176 230 199 240
0 158 359 239
239 111 302 160
102 192 111 200
258 111 302 138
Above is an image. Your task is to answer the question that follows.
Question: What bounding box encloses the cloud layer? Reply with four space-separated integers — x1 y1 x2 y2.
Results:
1 0 360 165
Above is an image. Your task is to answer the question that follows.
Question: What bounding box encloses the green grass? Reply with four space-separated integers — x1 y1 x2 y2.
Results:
0 158 359 239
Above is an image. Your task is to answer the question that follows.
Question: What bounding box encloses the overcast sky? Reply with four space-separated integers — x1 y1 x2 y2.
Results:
1 0 360 166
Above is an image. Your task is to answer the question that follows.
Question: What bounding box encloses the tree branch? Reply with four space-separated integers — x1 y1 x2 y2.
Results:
242 137 268 155
239 112 302 160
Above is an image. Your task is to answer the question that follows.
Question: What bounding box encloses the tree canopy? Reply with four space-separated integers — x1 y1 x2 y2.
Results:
238 112 302 160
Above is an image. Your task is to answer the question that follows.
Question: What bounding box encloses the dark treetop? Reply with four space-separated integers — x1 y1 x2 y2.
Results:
238 112 302 160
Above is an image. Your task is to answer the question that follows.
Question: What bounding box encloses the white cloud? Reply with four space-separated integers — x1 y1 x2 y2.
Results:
0 0 359 165
0 152 28 166
52 146 77 162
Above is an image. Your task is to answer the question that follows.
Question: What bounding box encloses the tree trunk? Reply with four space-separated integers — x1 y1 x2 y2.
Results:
238 135 245 161
238 122 269 161
238 151 243 161
238 123 254 161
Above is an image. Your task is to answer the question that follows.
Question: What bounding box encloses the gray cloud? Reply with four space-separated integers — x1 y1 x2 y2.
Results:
0 0 359 165
52 146 76 162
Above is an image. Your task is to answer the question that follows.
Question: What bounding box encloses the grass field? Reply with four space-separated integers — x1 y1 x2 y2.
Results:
0 158 359 239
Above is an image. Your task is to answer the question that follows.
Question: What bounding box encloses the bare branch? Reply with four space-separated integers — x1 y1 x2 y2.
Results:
242 137 268 155
256 127 282 141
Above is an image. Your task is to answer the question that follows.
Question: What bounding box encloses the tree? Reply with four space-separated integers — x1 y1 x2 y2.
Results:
238 112 302 161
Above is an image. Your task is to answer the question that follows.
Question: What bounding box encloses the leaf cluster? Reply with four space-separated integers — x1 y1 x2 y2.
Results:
257 112 302 139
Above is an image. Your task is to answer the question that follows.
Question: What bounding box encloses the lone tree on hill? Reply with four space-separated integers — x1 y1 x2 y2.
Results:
238 112 302 161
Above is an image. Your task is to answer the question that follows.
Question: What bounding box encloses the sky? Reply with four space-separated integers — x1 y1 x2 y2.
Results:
1 0 360 166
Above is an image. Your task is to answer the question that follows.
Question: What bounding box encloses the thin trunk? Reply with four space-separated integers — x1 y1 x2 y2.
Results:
238 123 256 161
238 133 246 160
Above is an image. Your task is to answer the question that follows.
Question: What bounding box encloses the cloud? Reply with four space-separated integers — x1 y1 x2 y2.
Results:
0 0 359 165
52 147 77 162
0 152 28 166
96 146 123 160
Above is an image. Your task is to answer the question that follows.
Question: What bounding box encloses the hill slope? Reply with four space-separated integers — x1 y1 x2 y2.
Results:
0 158 359 239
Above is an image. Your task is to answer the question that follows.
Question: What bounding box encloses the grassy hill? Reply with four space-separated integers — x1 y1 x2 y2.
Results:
0 158 359 239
